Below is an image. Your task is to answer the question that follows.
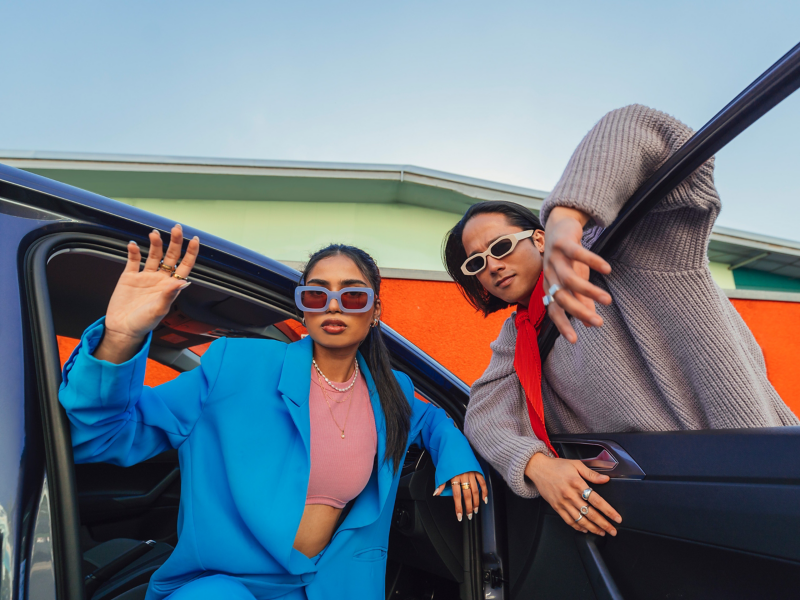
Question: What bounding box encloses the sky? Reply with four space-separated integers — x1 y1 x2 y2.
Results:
2 1 799 240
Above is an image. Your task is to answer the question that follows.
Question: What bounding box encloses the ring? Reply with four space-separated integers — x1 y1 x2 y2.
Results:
580 505 589 515
172 273 188 281
461 483 471 490
582 488 592 501
158 261 177 274
451 481 460 487
542 283 562 307
575 514 583 523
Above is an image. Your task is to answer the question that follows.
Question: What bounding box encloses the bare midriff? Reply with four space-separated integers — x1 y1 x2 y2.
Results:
293 504 342 557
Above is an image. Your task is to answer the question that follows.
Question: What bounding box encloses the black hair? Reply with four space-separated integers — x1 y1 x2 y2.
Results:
442 200 543 316
300 244 411 474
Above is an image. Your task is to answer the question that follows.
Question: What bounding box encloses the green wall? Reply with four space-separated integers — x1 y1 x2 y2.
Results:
733 267 800 292
117 198 461 271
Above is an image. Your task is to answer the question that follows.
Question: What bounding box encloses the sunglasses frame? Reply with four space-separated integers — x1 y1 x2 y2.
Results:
461 229 535 275
294 286 376 313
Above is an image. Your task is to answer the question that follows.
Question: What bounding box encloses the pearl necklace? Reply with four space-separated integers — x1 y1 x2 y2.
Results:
312 358 359 393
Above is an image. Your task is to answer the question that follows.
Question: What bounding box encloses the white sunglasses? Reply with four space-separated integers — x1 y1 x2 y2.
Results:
461 230 534 275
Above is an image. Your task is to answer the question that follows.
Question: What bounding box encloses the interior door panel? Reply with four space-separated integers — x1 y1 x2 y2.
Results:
75 450 181 548
505 429 800 599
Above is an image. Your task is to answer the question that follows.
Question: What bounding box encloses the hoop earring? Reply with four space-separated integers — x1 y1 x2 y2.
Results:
302 317 306 326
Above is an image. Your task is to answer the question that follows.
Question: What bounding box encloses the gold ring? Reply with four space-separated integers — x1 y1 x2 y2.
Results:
159 261 177 274
461 483 471 490
172 273 188 281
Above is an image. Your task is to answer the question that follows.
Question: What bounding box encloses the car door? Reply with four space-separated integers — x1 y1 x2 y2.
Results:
500 42 800 600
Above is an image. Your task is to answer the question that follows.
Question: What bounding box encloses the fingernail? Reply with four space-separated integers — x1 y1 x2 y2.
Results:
193 236 199 241
467 513 472 521
129 240 138 246
611 530 617 536
484 496 488 504
474 507 479 514
616 517 622 523
175 223 182 229
180 282 192 290
457 514 462 522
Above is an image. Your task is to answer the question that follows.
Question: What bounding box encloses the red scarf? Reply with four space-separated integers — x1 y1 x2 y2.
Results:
513 273 558 457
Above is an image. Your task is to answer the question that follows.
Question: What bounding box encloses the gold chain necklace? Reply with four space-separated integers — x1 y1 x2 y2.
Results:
316 370 355 438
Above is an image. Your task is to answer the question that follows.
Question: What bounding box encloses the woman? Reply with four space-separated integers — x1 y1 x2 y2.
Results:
443 104 798 539
59 226 486 600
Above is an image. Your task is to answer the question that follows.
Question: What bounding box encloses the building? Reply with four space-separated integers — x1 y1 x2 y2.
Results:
3 151 799 414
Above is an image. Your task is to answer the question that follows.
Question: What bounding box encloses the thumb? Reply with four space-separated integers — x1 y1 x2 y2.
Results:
577 462 610 485
433 484 445 497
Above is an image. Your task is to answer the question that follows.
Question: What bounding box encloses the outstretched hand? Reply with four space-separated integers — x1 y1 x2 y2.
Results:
542 207 613 343
95 224 200 364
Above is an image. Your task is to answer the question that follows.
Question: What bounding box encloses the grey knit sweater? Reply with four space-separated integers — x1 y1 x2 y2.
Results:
464 104 800 499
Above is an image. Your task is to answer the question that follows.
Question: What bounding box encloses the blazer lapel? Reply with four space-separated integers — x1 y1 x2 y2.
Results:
277 336 313 472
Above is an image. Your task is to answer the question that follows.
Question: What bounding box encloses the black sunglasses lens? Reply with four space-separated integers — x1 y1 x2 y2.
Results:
490 238 513 258
301 290 328 309
465 256 485 273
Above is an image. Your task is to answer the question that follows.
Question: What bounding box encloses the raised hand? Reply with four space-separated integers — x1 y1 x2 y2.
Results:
542 206 613 343
94 224 200 364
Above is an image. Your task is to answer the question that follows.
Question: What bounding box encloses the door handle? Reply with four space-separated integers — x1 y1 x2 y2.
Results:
580 449 618 471
552 439 645 480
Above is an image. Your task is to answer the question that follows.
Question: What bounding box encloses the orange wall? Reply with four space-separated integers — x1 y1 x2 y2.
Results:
381 279 800 418
55 282 800 419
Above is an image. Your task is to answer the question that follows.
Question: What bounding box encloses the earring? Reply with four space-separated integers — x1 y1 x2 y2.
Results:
302 317 306 326
372 319 379 328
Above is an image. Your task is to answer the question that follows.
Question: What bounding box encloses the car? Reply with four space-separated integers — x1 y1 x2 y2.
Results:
2 41 800 600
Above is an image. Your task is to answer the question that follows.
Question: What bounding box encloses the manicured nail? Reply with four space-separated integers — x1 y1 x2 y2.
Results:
615 516 622 523
467 513 472 521
484 497 488 504
457 514 462 522
129 240 137 246
474 507 478 514
180 282 192 290
193 236 199 241
175 223 182 229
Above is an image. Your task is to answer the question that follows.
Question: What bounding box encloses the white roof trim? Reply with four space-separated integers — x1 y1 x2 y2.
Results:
0 150 548 210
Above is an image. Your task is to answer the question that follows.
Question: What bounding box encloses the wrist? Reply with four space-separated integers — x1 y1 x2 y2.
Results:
94 328 146 363
524 452 550 485
546 206 591 229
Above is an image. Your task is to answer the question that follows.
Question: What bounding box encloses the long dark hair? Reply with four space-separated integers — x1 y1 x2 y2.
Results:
300 244 411 474
443 200 543 316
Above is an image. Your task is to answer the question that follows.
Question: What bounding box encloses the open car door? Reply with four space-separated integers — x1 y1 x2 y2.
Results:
500 42 800 599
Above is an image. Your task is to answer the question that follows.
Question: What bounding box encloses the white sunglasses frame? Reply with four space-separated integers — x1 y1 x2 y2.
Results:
461 230 534 275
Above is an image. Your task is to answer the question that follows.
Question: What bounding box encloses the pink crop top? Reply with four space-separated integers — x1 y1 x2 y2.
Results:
306 366 377 509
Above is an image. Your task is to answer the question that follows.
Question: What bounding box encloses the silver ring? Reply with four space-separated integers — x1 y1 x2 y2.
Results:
542 283 562 307
582 488 592 501
580 505 589 515
575 514 583 523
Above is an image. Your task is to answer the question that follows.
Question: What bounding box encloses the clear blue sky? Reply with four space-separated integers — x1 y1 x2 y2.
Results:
2 1 799 240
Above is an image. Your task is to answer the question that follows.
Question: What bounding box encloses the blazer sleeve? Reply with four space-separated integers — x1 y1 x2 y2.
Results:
59 318 227 466
395 371 483 496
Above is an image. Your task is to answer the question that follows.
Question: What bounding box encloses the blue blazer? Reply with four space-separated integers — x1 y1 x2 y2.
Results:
59 319 482 600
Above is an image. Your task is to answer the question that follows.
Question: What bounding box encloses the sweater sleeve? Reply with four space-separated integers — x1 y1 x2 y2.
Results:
464 316 553 499
540 104 721 270
58 318 227 466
